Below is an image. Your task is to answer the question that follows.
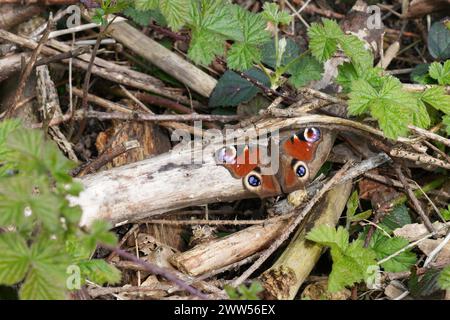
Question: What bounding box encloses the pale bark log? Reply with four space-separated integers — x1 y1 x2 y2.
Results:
170 220 290 277
73 116 336 227
260 181 353 299
106 21 217 97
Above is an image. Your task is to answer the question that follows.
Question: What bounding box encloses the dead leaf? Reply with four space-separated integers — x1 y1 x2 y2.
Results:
393 222 449 241
418 239 450 265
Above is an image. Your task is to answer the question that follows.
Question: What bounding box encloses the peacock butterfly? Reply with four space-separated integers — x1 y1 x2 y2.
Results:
215 127 327 197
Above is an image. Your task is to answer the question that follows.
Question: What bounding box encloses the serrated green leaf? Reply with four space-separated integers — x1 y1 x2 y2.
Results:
0 233 30 285
438 266 450 290
428 61 450 85
84 220 117 252
159 0 189 31
123 6 166 26
413 99 432 128
288 55 323 88
339 34 373 71
78 259 121 285
409 268 442 297
209 68 270 107
188 29 225 65
19 268 67 300
411 64 435 85
306 225 349 252
261 2 292 26
261 38 300 70
134 0 159 11
308 19 343 62
349 76 417 139
380 204 411 233
421 86 450 115
371 236 417 272
428 21 450 60
444 115 450 136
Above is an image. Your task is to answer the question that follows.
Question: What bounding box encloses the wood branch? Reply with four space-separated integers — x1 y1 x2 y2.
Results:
0 52 30 82
170 220 289 277
72 116 335 227
0 4 43 30
259 182 353 299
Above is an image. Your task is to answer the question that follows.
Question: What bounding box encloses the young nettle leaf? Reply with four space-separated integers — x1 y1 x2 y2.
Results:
306 225 377 292
0 233 30 285
429 60 450 85
438 266 450 290
428 21 450 60
159 0 189 31
78 259 121 285
411 64 435 85
409 268 442 298
370 234 417 272
261 38 300 70
209 68 270 107
261 2 292 26
348 76 418 139
307 19 344 62
227 5 271 70
225 281 263 300
379 204 411 232
134 0 159 11
339 34 373 71
83 220 118 252
123 6 167 26
444 115 450 136
19 235 69 300
288 55 323 88
421 86 450 115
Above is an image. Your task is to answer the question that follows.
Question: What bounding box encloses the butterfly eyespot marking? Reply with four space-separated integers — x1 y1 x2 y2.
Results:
216 146 237 164
244 171 262 191
293 161 309 180
303 127 321 143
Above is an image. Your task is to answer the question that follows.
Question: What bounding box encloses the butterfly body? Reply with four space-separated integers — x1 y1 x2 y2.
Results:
216 127 331 197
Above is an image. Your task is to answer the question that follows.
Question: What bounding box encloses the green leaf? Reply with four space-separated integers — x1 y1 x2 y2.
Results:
20 268 67 300
227 5 271 70
409 268 442 298
328 239 377 292
261 38 300 70
78 259 121 285
441 205 450 221
123 6 166 26
339 34 373 71
188 29 225 65
20 236 69 300
225 281 263 300
307 225 377 292
410 64 435 85
438 266 450 290
444 115 450 136
159 0 189 31
428 61 450 85
346 190 358 220
428 21 450 60
0 233 30 285
371 235 417 272
134 0 159 11
413 99 432 128
421 86 450 115
308 19 343 62
306 225 349 252
84 220 117 252
209 68 270 107
380 204 411 233
288 55 323 88
261 2 292 26
349 76 417 139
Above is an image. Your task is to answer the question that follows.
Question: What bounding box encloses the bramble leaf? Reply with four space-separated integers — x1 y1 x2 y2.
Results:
0 233 30 285
438 266 450 290
288 55 323 88
421 86 450 115
261 2 292 26
308 19 343 62
428 61 450 85
370 235 417 272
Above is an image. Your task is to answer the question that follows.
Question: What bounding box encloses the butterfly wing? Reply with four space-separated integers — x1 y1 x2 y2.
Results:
216 144 281 197
277 127 327 193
